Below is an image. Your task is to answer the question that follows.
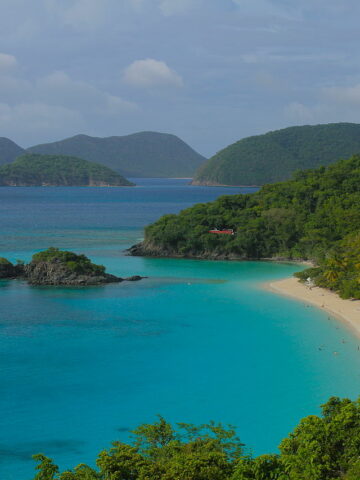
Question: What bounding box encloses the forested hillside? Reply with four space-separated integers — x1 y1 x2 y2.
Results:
32 396 360 480
0 137 25 165
0 154 134 186
131 154 360 299
28 131 206 178
193 123 360 185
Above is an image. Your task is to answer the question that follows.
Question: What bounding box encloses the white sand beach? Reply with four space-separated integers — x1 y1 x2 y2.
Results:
266 277 360 337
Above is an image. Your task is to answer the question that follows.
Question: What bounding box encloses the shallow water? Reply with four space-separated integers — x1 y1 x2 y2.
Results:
1 179 359 479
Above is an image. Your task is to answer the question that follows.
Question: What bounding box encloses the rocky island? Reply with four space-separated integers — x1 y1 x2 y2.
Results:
0 248 144 286
0 153 134 187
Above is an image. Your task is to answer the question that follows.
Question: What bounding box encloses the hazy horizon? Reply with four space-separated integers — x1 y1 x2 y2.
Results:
1 1 360 156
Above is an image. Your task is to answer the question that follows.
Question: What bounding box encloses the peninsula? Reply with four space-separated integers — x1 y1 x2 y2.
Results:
130 154 360 300
0 153 134 187
193 122 360 186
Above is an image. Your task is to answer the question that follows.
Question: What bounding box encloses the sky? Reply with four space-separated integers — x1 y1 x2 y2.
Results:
0 0 359 157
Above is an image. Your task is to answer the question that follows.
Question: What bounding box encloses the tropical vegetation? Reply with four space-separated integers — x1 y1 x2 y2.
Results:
31 247 106 276
32 396 360 480
0 153 134 186
136 154 360 299
193 122 360 185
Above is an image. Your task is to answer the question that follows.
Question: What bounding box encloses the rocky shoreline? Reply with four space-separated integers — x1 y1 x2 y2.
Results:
127 242 307 263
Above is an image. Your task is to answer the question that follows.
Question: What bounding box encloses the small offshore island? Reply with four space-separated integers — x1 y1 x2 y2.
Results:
0 153 134 187
0 248 144 286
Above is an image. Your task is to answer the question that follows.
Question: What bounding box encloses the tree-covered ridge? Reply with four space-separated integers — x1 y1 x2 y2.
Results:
193 122 360 186
32 396 360 480
27 131 206 178
132 155 360 299
0 153 134 186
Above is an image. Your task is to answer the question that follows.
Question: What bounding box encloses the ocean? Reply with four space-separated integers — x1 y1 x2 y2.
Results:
1 178 359 480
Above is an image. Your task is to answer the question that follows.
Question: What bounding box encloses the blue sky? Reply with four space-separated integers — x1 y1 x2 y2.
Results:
0 0 359 156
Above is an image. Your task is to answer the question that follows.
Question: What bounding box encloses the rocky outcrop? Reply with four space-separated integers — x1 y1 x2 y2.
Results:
0 258 17 278
24 260 122 286
0 258 24 278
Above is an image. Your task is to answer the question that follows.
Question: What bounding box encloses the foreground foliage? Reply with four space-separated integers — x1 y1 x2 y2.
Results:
194 122 360 185
32 396 360 480
140 155 360 298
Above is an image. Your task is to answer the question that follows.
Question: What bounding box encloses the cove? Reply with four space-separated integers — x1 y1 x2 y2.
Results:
0 179 359 480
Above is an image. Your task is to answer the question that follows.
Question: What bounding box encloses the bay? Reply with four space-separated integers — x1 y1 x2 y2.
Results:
0 179 359 480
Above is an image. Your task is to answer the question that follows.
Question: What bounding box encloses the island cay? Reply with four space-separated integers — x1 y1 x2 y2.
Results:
0 153 134 187
0 248 145 286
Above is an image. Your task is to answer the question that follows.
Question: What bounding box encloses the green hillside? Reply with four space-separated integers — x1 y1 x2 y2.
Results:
0 154 134 186
0 137 25 165
132 154 360 299
27 131 206 178
193 123 360 185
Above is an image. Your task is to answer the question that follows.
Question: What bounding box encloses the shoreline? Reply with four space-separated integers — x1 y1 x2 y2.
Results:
264 277 360 338
191 181 260 188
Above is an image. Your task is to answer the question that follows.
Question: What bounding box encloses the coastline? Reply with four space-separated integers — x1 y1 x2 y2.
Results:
265 277 360 338
191 180 260 187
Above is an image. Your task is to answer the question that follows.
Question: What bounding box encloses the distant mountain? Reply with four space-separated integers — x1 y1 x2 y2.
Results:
193 123 360 186
0 137 25 165
27 131 206 178
0 154 134 187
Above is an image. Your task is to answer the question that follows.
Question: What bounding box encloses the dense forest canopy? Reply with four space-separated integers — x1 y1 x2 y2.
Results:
132 155 360 299
0 153 134 186
27 131 206 178
193 123 360 186
32 396 360 480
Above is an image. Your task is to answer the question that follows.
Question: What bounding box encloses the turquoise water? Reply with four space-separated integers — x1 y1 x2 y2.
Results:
1 179 360 480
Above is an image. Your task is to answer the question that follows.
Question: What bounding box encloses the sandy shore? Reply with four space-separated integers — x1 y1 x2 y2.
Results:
266 277 360 337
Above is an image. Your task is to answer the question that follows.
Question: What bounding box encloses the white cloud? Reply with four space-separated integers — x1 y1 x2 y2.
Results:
323 84 360 104
283 97 360 125
104 95 139 115
127 0 201 16
0 53 18 71
158 0 197 16
284 102 320 123
123 58 184 88
0 102 83 135
285 82 360 125
0 63 139 143
130 0 146 10
231 0 299 19
37 71 138 114
45 0 109 30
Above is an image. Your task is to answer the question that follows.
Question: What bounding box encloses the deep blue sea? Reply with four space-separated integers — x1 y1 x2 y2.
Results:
1 179 360 480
